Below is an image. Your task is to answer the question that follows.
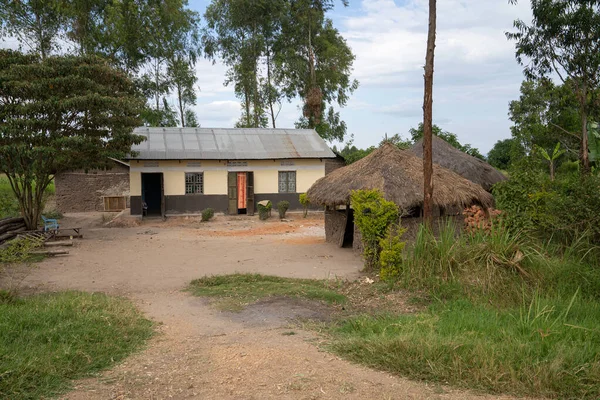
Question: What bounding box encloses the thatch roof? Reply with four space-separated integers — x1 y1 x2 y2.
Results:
307 143 494 210
411 135 506 191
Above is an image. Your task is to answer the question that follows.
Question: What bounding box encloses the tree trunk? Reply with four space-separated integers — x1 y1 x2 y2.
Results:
422 0 437 224
581 108 590 174
550 161 555 181
267 50 276 128
177 84 185 127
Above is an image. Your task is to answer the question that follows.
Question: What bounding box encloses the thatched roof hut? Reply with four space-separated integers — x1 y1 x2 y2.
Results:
411 135 506 191
307 143 494 211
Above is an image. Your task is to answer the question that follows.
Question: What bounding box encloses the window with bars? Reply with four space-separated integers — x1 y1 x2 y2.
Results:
185 173 203 194
278 171 296 193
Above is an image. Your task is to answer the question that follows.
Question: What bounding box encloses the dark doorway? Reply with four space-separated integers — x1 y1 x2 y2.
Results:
342 209 354 248
142 173 163 216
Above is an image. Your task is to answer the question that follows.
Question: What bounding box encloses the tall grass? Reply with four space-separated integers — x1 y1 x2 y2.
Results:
328 293 600 399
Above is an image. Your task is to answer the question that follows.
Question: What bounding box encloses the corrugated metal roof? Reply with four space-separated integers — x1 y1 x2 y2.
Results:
128 127 336 160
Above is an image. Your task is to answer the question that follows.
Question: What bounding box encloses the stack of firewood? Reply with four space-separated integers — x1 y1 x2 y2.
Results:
0 217 27 244
463 205 502 233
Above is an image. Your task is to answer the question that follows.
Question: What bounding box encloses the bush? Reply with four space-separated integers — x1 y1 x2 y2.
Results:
350 189 399 270
493 163 600 245
378 224 407 281
277 201 289 219
299 193 310 218
258 201 272 221
42 210 63 220
201 208 214 222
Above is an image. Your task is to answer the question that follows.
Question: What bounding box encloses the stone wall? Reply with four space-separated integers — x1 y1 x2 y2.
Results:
55 162 130 213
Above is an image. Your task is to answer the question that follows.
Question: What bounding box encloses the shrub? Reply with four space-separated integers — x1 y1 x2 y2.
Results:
350 189 399 270
378 224 407 281
299 193 310 218
258 201 272 221
277 201 290 219
42 210 63 220
201 208 214 222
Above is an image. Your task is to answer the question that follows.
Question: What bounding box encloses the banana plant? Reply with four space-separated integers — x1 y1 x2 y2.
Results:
588 121 600 164
534 142 565 181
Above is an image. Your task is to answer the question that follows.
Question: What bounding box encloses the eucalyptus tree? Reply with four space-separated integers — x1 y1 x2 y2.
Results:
507 0 600 174
0 0 64 59
168 55 198 127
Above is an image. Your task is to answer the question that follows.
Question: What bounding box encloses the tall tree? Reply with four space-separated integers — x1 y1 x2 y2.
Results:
0 50 145 229
487 138 521 170
0 0 64 59
508 79 581 158
279 1 358 141
168 55 198 127
63 0 109 55
422 0 436 223
507 0 600 174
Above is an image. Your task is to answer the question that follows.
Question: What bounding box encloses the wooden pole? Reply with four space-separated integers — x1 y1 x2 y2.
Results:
422 0 437 225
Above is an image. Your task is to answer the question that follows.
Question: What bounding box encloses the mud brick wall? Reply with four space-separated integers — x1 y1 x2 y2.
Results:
325 157 346 175
55 163 130 212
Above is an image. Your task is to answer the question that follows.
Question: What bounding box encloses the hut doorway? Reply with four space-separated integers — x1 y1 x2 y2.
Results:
227 172 254 215
141 173 164 217
342 209 354 248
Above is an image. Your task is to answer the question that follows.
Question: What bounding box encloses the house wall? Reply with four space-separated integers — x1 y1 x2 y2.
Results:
129 158 327 215
55 162 130 213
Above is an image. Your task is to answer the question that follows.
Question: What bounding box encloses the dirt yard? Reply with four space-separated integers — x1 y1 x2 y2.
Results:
16 213 532 400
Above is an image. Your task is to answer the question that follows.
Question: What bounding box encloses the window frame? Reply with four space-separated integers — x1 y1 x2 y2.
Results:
185 172 204 195
278 171 297 194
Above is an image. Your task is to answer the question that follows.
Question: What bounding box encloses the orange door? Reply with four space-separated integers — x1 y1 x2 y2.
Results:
237 173 247 209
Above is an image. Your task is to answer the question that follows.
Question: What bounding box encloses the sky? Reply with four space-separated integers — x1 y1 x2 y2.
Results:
1 0 534 155
189 0 533 154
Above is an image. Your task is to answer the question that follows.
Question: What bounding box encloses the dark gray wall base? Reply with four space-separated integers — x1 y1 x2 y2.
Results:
254 193 321 210
130 196 142 215
166 195 229 214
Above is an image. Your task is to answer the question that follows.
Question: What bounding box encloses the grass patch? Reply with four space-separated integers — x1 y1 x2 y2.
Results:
327 294 600 399
0 176 56 219
0 291 153 400
188 274 346 311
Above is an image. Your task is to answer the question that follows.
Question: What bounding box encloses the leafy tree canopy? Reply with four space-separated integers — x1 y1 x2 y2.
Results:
0 50 145 229
487 139 520 171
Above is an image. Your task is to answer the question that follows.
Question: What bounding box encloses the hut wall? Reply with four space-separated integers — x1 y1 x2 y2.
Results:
353 223 364 254
325 209 347 246
55 162 130 213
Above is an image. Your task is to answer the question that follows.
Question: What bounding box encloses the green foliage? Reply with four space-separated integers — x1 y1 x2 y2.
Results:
350 190 399 270
494 162 600 244
589 121 600 162
508 79 580 159
0 291 153 399
203 0 357 139
508 2 600 172
487 138 519 170
277 200 289 219
258 200 272 221
201 208 214 222
188 273 346 311
409 123 484 160
0 51 144 229
378 224 407 282
299 193 309 218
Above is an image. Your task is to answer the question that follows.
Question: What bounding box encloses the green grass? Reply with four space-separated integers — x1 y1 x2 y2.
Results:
0 291 153 400
0 176 57 219
188 273 346 311
327 294 600 399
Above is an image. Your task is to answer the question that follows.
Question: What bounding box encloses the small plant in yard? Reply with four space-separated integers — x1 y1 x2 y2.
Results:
299 193 310 218
201 208 215 222
350 189 399 270
277 201 289 219
42 210 63 220
258 201 272 221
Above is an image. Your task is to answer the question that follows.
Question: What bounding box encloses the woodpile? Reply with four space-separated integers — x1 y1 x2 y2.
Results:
463 205 502 233
0 217 27 244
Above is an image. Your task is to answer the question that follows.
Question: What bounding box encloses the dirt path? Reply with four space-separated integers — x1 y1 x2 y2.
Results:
17 214 531 399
